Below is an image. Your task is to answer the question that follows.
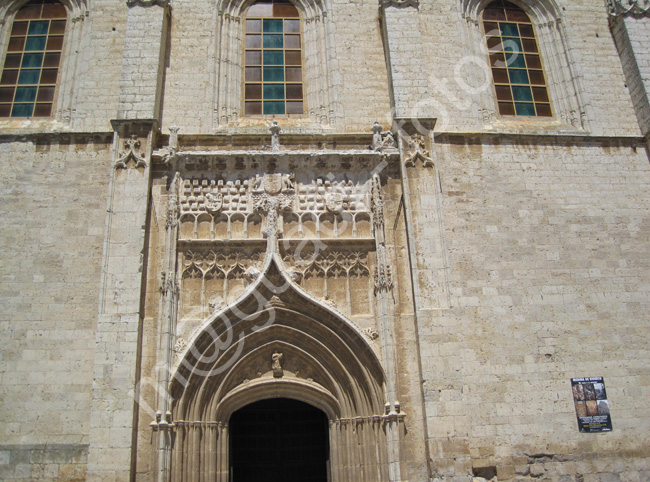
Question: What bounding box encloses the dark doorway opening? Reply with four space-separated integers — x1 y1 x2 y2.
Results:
229 398 329 482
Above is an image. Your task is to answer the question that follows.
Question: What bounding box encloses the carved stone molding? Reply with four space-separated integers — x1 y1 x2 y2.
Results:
608 0 650 17
403 134 434 168
181 248 264 281
283 249 370 280
115 134 147 170
167 172 180 229
371 174 384 232
379 0 419 8
127 0 169 7
372 122 398 152
362 327 379 341
373 263 394 294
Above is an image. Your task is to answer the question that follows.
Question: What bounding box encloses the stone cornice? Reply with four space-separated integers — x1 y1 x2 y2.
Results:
379 0 419 8
607 0 650 17
127 0 169 7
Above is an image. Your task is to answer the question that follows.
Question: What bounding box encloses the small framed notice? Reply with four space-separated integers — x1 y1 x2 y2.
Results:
571 377 612 433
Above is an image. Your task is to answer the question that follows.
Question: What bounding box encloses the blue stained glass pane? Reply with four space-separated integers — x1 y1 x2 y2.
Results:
263 67 284 82
263 19 283 33
25 36 47 51
263 51 283 65
263 34 283 48
264 84 285 100
28 21 49 35
502 37 522 53
506 53 526 68
511 85 533 102
18 70 40 84
515 102 536 116
508 69 529 84
499 23 519 37
15 86 37 102
11 103 34 117
22 53 43 68
264 101 285 115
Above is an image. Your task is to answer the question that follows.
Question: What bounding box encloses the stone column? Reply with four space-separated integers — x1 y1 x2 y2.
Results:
608 1 650 144
87 1 169 480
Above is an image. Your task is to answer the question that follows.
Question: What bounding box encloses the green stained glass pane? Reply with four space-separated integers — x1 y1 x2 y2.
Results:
499 22 519 37
263 51 283 65
511 85 533 102
11 103 33 117
15 86 37 102
264 84 285 100
508 69 529 84
506 53 525 68
514 102 535 116
28 21 49 35
263 19 283 33
22 53 43 68
263 67 284 82
263 101 285 115
502 37 522 53
263 34 283 48
18 70 40 84
25 36 46 51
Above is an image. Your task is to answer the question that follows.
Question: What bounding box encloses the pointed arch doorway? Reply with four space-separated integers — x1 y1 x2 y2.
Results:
229 398 329 482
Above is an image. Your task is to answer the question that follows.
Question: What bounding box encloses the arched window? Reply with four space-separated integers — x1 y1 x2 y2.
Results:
243 0 304 116
0 0 67 118
482 0 551 117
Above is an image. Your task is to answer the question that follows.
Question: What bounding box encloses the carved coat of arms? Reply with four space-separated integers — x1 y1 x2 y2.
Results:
205 192 223 213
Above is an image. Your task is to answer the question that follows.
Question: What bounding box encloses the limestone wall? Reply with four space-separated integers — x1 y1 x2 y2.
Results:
408 138 650 480
0 137 112 480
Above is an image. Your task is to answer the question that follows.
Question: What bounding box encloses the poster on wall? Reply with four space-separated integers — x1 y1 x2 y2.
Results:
571 377 612 433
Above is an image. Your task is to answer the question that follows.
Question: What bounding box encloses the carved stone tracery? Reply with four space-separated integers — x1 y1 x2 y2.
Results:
403 134 434 168
181 249 264 281
115 134 147 169
283 249 370 280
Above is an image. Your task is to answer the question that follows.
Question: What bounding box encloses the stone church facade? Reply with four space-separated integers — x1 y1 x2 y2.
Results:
1 0 650 481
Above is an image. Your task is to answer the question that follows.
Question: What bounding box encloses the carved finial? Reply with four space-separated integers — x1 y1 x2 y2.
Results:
169 125 180 150
272 350 284 378
270 120 281 152
372 121 383 150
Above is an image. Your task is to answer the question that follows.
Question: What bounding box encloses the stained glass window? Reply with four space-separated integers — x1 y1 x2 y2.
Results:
483 0 551 117
244 0 304 116
0 0 66 118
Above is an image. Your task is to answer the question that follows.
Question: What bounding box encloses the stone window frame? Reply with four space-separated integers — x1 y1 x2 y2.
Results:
461 0 589 130
0 0 87 125
211 0 338 128
242 0 305 117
